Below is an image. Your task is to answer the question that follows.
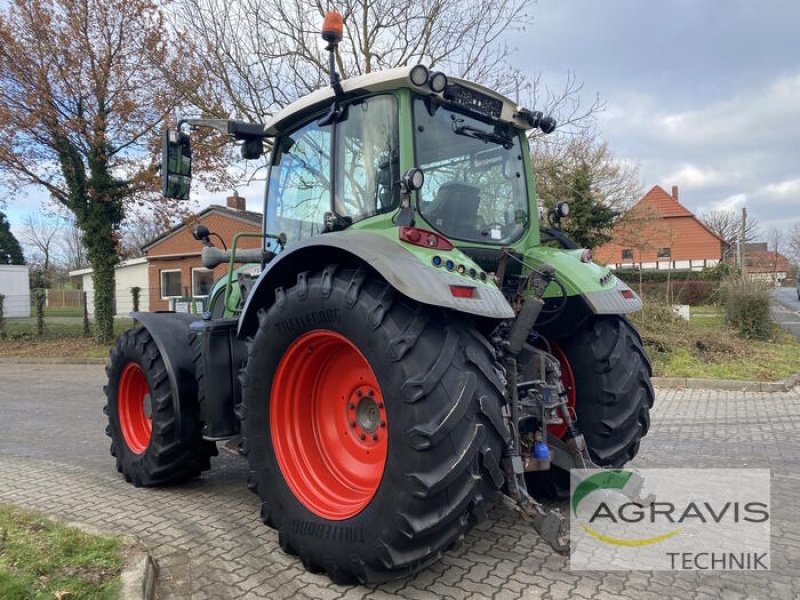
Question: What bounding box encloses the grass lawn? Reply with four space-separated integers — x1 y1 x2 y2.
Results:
44 306 85 318
0 504 122 600
630 304 800 381
0 318 132 359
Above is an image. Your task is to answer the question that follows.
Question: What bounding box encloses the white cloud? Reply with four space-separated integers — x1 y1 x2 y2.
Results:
759 177 800 201
663 164 728 190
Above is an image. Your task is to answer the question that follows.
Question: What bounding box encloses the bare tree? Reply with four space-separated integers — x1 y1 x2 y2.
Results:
168 0 531 122
789 222 800 265
61 215 88 271
118 209 174 259
767 226 784 286
699 209 760 246
21 213 64 273
533 132 640 214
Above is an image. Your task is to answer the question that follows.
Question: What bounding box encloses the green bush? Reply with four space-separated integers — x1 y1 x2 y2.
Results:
636 280 717 306
614 268 726 284
720 277 774 340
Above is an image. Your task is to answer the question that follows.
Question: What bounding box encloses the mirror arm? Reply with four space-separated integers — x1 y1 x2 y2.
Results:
181 118 268 142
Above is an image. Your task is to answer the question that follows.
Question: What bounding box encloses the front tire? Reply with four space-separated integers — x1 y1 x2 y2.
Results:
104 327 217 486
240 266 508 584
526 315 654 497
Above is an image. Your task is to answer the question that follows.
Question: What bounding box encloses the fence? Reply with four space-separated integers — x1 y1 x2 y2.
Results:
45 288 85 308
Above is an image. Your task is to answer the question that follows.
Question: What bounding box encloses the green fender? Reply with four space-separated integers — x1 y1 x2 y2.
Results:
524 246 642 314
237 229 515 339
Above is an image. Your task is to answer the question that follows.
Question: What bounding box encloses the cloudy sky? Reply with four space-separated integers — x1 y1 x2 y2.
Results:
4 0 800 242
508 0 800 235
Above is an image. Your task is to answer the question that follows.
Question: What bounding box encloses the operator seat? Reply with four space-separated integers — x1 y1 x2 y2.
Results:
429 182 481 239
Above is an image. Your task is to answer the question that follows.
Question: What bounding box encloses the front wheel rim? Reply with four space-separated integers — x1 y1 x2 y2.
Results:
118 362 152 454
549 342 576 439
271 330 388 520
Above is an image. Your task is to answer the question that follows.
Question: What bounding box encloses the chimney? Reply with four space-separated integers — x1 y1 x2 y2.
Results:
671 185 679 201
226 191 246 211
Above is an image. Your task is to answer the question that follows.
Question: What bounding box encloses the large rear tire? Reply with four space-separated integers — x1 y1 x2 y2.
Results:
240 266 508 584
104 327 217 486
526 315 654 497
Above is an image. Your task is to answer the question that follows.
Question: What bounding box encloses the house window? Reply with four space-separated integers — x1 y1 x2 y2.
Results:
160 269 182 299
192 268 215 298
657 247 671 259
621 248 633 261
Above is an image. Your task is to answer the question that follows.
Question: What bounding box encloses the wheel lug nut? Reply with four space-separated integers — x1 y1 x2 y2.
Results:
349 421 356 428
377 402 384 409
380 421 386 428
356 389 362 397
367 389 374 397
359 433 366 441
372 433 378 441
348 402 354 409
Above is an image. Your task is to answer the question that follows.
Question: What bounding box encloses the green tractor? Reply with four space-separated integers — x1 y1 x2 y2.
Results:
104 12 653 584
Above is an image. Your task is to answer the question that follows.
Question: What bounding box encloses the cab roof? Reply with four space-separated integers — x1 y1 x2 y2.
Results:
263 66 530 136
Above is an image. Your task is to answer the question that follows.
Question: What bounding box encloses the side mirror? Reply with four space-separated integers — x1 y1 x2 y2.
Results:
192 224 211 245
161 129 192 200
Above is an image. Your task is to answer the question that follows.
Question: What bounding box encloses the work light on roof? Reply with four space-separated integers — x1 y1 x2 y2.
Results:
410 65 430 86
429 72 448 93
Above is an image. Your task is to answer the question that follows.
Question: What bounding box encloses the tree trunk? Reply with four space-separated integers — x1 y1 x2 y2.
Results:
85 214 119 344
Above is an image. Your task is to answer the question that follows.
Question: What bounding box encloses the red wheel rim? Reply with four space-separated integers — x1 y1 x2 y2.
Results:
118 363 152 454
549 342 576 439
271 330 388 520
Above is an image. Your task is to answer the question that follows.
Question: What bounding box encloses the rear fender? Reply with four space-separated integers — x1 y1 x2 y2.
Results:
238 230 514 339
131 312 199 437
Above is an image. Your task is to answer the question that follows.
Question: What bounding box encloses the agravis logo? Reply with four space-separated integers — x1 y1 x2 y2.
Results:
572 470 682 547
569 469 771 571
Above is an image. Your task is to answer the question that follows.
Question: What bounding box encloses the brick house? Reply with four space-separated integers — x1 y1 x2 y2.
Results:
143 195 263 311
594 185 728 271
743 242 791 284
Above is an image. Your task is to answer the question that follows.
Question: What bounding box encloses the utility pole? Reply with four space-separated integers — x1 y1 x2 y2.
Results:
739 207 747 270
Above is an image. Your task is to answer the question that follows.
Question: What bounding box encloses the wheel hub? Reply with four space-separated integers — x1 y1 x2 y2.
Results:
347 386 385 443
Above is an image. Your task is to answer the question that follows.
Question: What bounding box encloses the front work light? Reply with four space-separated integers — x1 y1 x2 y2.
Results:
410 65 430 86
429 72 448 93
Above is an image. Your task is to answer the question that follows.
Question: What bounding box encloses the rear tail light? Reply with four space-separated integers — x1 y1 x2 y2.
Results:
449 285 475 298
399 226 453 250
620 289 635 300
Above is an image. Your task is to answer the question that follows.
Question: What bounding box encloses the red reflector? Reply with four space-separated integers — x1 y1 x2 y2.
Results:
620 289 635 299
399 226 453 250
449 285 475 298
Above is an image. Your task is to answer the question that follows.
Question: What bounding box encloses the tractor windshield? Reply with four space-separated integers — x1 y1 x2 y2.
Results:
265 95 399 243
414 98 529 244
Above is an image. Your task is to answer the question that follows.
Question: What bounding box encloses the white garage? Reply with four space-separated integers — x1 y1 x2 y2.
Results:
70 257 150 318
0 264 31 318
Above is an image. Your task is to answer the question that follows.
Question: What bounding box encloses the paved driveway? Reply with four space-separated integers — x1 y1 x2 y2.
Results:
772 287 800 341
1 363 799 599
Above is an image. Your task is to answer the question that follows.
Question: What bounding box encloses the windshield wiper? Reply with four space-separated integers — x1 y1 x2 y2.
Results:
452 123 513 149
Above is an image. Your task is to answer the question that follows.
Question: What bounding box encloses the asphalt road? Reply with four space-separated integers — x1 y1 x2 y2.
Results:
772 286 800 340
1 363 799 599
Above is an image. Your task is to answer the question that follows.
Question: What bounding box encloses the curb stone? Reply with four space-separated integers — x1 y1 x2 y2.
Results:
119 541 158 600
61 522 157 600
0 356 106 365
652 373 800 392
